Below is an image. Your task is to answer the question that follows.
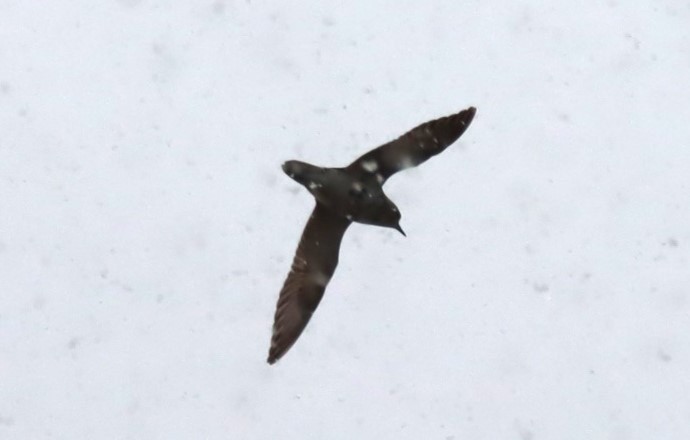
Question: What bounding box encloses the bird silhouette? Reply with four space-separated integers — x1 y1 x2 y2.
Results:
268 107 477 364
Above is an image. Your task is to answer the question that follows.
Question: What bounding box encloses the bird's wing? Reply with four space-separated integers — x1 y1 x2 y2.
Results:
267 203 351 364
347 107 476 183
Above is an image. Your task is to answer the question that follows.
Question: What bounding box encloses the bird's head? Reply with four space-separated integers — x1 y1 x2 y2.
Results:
379 201 405 237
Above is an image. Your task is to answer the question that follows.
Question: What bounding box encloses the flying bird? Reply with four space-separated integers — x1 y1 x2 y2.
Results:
267 106 477 364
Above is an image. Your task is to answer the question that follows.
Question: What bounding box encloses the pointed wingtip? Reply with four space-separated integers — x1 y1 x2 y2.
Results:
267 349 280 364
450 106 476 134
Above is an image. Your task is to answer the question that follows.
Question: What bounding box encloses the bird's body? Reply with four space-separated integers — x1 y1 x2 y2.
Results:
282 160 401 230
268 107 477 364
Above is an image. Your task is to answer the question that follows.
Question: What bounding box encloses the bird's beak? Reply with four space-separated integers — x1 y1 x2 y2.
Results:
394 223 406 237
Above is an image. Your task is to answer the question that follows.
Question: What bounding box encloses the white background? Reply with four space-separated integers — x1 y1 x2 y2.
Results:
1 1 689 439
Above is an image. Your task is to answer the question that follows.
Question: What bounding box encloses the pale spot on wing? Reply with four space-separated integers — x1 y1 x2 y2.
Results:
294 256 307 270
352 181 363 191
398 156 415 170
361 159 378 172
375 173 384 184
311 271 330 287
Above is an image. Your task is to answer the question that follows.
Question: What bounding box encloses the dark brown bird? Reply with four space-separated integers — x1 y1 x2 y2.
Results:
267 107 477 364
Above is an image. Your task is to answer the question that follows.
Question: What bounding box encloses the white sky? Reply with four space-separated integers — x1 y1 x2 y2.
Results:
1 1 689 439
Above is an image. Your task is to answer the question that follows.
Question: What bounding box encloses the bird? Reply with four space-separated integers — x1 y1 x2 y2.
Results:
267 106 477 364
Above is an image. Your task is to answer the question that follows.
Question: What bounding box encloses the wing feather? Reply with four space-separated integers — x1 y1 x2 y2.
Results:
347 107 476 183
267 203 350 364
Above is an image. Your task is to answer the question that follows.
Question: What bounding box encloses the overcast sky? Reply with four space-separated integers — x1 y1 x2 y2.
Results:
1 1 689 439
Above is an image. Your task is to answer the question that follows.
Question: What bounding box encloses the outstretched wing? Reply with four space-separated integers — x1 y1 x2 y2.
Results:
267 203 351 364
347 107 476 183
